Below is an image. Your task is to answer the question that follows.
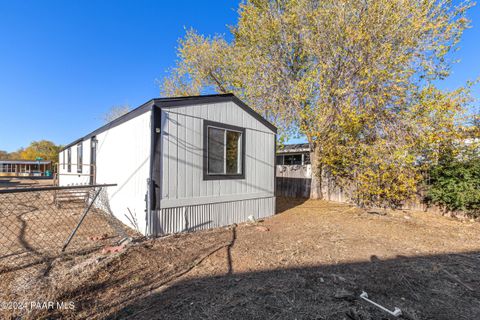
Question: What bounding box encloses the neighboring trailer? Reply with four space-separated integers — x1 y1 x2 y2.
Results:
0 160 52 177
58 94 276 236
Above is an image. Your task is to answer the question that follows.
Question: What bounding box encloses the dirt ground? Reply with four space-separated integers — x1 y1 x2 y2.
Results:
2 198 480 319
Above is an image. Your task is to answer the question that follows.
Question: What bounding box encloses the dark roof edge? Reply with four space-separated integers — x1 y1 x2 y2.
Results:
155 94 277 133
60 99 155 151
0 160 52 164
60 94 277 152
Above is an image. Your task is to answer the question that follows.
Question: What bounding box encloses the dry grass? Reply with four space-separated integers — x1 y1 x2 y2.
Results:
2 198 480 319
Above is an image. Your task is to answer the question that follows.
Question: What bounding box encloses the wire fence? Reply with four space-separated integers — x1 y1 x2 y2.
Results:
0 184 133 275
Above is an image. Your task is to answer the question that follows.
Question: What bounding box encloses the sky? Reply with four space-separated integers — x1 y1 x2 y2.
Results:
0 0 479 152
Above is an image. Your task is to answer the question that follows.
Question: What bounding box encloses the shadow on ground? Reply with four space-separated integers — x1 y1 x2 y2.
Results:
104 251 480 319
276 196 308 214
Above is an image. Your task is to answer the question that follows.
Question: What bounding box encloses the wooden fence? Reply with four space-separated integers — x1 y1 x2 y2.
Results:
275 165 447 215
276 165 353 202
276 165 311 198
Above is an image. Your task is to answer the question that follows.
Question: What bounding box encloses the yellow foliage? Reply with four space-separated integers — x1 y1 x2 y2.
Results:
20 140 61 163
161 0 475 206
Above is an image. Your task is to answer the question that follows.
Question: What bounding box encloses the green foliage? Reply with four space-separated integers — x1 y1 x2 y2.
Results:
426 145 480 217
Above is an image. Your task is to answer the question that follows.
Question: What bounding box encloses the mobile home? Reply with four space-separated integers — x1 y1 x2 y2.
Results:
0 160 52 177
58 94 277 236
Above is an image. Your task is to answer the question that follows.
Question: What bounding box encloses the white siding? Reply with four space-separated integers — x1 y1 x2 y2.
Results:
58 140 91 185
160 101 275 208
59 111 152 234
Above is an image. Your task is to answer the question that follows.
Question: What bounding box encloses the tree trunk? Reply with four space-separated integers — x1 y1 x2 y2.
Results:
310 146 323 199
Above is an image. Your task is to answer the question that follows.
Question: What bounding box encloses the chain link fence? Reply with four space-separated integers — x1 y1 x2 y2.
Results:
0 184 133 275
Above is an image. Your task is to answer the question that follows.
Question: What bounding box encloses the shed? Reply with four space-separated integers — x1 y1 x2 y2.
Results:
58 94 277 236
276 143 311 166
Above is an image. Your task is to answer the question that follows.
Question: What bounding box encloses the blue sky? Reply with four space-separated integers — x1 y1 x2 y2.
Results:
0 0 478 152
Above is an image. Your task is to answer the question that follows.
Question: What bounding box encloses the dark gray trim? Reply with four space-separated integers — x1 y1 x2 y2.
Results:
60 99 156 151
89 136 97 185
0 160 52 165
203 120 246 181
77 143 83 173
67 148 72 173
151 106 162 210
60 94 276 152
274 134 277 196
156 94 277 133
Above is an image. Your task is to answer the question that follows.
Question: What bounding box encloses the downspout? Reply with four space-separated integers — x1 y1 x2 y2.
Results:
147 104 158 237
274 133 277 197
148 104 163 237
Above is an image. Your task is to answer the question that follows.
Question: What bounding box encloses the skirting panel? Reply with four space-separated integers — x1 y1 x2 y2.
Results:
151 196 275 236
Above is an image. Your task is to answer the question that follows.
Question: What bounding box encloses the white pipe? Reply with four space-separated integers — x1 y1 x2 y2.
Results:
360 291 402 317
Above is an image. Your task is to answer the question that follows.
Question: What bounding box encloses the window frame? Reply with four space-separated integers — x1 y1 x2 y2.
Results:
67 148 71 173
203 120 246 181
77 143 83 173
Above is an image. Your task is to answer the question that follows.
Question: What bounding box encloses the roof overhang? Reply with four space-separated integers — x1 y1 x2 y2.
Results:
60 94 277 152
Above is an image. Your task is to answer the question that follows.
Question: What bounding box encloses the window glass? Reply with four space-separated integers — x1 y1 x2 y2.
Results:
284 154 302 165
276 155 284 165
206 124 244 177
77 143 83 173
226 131 241 174
207 127 225 174
67 148 71 172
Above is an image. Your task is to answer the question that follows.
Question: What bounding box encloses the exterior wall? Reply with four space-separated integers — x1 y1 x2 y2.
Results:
59 111 152 234
154 196 275 234
276 164 312 179
58 140 92 185
154 101 276 235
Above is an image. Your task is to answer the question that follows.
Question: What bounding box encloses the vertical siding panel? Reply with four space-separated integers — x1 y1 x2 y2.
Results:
262 133 268 193
193 106 201 198
177 114 187 199
162 111 169 198
168 112 178 199
185 112 194 198
202 105 210 197
251 130 257 194
241 110 247 195
154 196 275 235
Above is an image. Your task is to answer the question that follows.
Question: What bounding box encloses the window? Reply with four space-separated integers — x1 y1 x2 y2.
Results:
204 120 245 180
303 152 311 165
67 148 71 172
77 143 83 173
62 151 65 170
277 153 310 165
276 155 284 165
284 154 303 165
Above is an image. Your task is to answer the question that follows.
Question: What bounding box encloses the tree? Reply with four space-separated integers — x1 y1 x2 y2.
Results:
0 149 24 160
0 150 8 160
20 140 61 163
162 0 474 205
103 105 131 123
8 148 24 160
